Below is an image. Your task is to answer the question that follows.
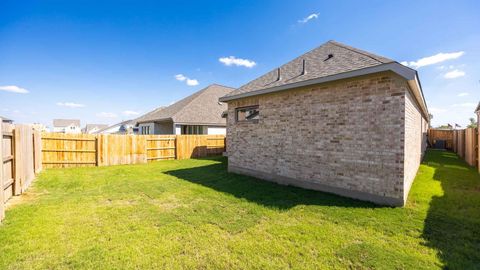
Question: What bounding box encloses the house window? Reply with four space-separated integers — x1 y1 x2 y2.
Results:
181 125 205 134
236 106 259 123
141 126 151 135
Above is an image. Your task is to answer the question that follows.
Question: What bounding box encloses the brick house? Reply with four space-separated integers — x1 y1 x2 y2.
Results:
219 41 429 206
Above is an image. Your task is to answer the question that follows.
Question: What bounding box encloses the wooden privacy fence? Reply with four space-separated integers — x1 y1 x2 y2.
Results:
429 128 479 171
428 129 454 149
1 122 42 221
41 133 226 168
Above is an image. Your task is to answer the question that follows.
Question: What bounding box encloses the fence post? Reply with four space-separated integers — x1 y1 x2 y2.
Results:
0 118 5 221
95 135 99 167
13 125 21 195
174 135 178 160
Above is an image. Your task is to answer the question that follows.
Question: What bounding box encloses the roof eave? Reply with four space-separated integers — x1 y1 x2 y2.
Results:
136 117 173 124
219 62 429 119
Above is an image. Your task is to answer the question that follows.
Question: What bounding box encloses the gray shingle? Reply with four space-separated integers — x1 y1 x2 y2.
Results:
223 40 394 99
136 84 234 125
53 119 80 127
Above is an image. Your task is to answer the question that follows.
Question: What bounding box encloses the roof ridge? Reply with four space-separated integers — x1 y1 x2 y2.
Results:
327 40 391 64
209 83 236 89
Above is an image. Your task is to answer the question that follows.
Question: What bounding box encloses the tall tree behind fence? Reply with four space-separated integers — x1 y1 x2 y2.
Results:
1 121 42 221
41 133 226 168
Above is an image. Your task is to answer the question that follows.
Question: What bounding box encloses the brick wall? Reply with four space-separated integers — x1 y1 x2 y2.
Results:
226 71 426 206
403 82 428 203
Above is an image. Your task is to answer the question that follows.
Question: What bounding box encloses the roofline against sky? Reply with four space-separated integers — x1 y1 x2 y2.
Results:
219 62 429 119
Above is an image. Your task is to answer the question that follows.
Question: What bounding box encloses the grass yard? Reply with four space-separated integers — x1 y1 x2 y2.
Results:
0 150 479 269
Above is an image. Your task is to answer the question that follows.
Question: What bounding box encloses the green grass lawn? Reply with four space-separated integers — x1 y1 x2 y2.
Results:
0 150 479 269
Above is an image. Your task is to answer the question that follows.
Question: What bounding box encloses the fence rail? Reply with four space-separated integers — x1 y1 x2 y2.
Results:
41 133 225 168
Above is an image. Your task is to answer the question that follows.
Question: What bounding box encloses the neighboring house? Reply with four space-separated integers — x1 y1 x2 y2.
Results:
83 124 109 134
1 116 13 123
52 119 82 134
219 40 429 206
96 120 138 134
136 84 233 135
32 123 50 132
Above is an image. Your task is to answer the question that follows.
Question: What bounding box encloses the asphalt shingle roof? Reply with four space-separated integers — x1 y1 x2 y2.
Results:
53 119 81 127
223 40 395 99
136 84 234 125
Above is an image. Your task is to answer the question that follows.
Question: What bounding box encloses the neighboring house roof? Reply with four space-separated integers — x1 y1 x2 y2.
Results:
136 84 234 125
134 106 166 125
53 119 81 127
96 120 135 133
84 124 109 133
1 116 13 123
475 102 480 113
219 40 428 119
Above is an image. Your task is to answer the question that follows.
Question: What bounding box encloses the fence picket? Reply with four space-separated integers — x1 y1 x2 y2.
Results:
40 133 225 168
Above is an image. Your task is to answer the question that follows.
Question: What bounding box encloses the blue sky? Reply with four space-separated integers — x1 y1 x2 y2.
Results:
1 0 479 128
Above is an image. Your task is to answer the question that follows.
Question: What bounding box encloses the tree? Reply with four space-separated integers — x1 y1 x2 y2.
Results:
437 124 452 130
467 117 478 128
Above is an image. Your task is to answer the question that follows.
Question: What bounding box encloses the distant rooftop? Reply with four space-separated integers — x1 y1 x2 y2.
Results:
53 119 80 127
136 84 234 125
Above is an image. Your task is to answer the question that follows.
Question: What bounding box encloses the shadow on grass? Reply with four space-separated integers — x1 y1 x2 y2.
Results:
166 157 382 211
422 150 480 269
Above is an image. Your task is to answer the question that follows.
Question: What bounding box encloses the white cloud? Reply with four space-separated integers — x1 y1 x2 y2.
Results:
175 74 187 81
123 110 140 116
97 112 118 118
174 74 199 86
457 92 469 97
298 13 319 24
219 56 257 68
0 85 29 94
444 69 465 79
186 79 199 86
401 51 465 69
56 102 85 108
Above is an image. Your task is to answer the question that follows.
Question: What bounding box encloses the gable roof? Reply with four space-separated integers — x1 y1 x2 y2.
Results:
136 84 234 125
96 119 135 133
219 40 429 119
221 41 393 99
84 124 108 133
0 116 13 123
475 102 480 113
53 119 80 127
134 106 166 124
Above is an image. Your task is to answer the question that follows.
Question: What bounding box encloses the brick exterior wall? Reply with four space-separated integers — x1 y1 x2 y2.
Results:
403 86 428 202
226 71 427 206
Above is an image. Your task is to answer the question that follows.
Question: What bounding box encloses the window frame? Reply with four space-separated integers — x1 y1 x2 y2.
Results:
235 105 260 123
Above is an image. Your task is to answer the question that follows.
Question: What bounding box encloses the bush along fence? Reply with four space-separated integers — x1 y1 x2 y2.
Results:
1 121 42 221
428 128 479 171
